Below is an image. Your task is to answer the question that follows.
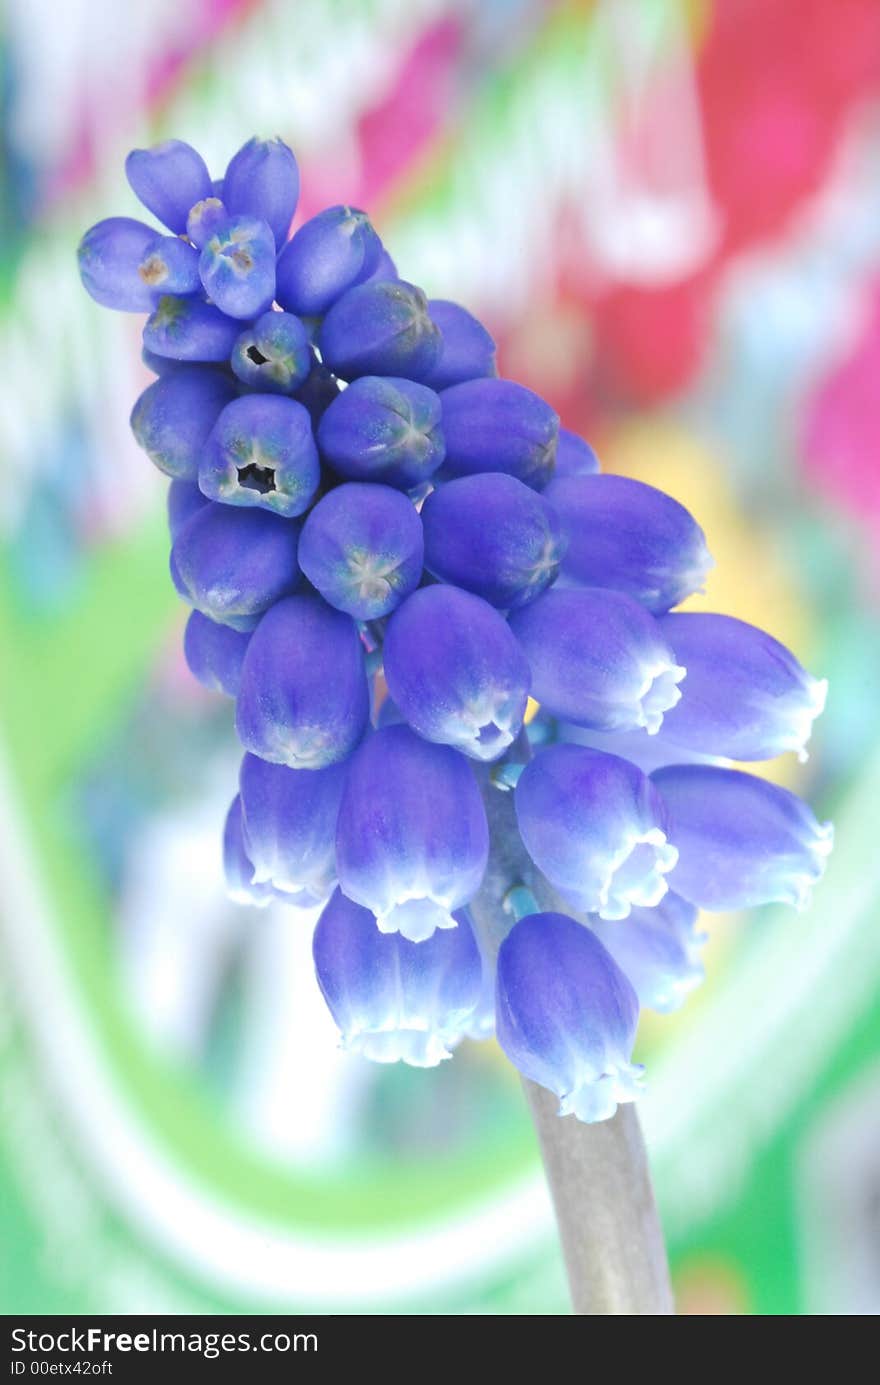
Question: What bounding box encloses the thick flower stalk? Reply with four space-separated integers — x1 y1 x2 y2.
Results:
78 135 833 1143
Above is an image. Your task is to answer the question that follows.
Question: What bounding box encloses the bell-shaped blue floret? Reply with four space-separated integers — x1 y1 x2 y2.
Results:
77 217 165 312
198 216 277 319
238 753 346 905
509 588 685 735
222 136 300 247
516 743 678 919
200 394 320 517
316 375 444 489
657 613 828 762
588 891 706 1014
183 610 252 697
313 890 482 1066
496 912 643 1123
544 474 713 614
223 795 276 907
275 205 382 315
235 594 370 769
421 473 565 609
298 482 423 619
421 299 497 390
171 502 300 629
652 765 833 912
440 379 559 490
125 140 213 234
317 280 442 381
143 295 242 362
230 310 312 394
130 368 236 482
335 724 489 941
384 585 531 761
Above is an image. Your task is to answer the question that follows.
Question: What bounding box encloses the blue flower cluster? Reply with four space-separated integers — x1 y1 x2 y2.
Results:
79 136 833 1121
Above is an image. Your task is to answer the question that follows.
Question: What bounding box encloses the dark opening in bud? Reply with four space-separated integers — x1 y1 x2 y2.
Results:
237 463 276 494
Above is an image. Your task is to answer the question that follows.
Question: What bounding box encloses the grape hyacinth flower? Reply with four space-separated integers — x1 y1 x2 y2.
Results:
171 501 300 629
77 134 833 1161
496 912 643 1123
230 310 312 393
238 753 347 904
421 473 565 609
544 473 713 612
200 394 320 516
440 378 559 489
509 587 685 734
183 610 252 697
298 482 424 618
383 585 531 760
131 368 237 482
515 744 678 919
313 890 482 1066
588 892 707 1014
275 205 382 315
316 375 444 488
335 725 489 941
236 594 369 768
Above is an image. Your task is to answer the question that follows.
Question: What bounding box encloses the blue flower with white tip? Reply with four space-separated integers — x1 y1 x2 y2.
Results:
78 131 834 1125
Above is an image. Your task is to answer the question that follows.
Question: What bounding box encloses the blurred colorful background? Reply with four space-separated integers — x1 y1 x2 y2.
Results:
2 0 880 1316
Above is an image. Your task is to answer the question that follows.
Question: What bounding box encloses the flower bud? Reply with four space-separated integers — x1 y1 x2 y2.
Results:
198 216 276 319
588 891 706 1014
496 912 642 1123
509 587 685 735
359 246 398 285
137 234 201 297
316 375 444 489
236 594 369 769
183 610 252 697
222 136 300 247
238 753 346 904
230 310 312 394
544 474 712 613
171 502 300 629
317 280 442 381
516 743 678 918
166 479 209 539
125 140 213 234
421 299 497 390
275 205 382 315
384 585 531 761
298 482 423 618
77 217 163 312
200 394 320 517
143 295 241 362
421 472 565 609
335 725 489 941
439 379 559 490
130 368 236 482
553 428 600 479
657 613 828 762
652 765 833 912
313 890 482 1066
186 197 230 250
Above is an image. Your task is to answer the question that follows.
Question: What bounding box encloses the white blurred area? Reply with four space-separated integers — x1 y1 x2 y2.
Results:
116 762 369 1164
